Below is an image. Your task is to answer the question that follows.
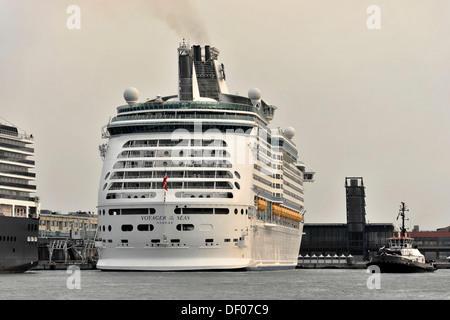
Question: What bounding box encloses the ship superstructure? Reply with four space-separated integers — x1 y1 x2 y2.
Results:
96 41 314 270
0 123 39 272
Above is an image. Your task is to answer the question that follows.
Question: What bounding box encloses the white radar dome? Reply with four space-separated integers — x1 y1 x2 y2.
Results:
284 127 295 139
248 88 262 100
123 87 139 105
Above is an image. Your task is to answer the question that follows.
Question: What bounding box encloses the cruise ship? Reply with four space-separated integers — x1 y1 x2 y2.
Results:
0 123 39 273
96 41 314 270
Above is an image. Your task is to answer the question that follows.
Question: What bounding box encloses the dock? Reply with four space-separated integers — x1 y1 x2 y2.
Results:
297 254 450 269
297 254 367 269
33 261 96 271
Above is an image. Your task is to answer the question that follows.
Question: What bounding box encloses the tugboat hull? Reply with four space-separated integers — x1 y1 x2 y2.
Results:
367 255 436 273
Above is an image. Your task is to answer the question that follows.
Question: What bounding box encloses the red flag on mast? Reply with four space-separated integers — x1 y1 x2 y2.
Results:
162 170 168 191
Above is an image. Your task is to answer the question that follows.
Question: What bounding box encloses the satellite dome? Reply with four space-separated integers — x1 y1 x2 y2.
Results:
248 88 262 100
123 87 139 105
284 127 295 139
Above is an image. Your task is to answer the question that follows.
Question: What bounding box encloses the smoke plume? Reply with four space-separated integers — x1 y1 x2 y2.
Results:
145 0 210 44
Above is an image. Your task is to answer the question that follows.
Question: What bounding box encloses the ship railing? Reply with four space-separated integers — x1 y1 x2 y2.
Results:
0 128 34 141
123 140 227 148
1 170 36 178
0 142 34 153
0 194 37 202
117 101 255 114
0 155 35 165
111 113 258 123
0 182 36 190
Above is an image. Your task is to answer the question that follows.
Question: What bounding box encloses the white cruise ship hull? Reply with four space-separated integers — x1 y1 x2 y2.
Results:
96 212 302 271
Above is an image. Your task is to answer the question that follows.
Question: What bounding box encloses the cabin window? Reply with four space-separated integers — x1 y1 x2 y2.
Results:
215 208 229 215
121 224 133 232
137 224 154 231
176 224 194 231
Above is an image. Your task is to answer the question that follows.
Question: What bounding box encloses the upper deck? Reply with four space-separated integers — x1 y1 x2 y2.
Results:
107 43 279 136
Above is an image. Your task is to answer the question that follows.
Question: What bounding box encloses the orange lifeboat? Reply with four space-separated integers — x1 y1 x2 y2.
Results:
257 199 267 211
272 205 282 216
292 211 303 222
280 206 304 222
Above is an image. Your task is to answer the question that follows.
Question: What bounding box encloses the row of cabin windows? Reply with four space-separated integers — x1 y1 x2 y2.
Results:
104 237 241 247
105 191 234 199
123 139 228 148
109 170 234 180
107 181 234 191
98 207 248 216
112 160 232 169
0 236 17 242
99 224 194 232
117 149 231 159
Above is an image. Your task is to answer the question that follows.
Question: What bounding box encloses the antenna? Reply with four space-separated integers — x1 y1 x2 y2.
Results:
397 202 409 237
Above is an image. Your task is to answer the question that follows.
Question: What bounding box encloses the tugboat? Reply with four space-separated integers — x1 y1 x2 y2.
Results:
367 202 436 273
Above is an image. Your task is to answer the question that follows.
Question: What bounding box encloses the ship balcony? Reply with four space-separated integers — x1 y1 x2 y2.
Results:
0 142 34 155
112 159 232 169
0 171 36 180
0 155 35 167
0 194 37 202
107 181 233 191
0 128 34 143
111 113 261 124
0 182 37 192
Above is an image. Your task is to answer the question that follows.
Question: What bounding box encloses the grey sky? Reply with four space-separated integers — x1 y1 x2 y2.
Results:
1 0 449 230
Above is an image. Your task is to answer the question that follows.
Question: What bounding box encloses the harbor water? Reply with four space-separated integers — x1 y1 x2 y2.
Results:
0 268 448 300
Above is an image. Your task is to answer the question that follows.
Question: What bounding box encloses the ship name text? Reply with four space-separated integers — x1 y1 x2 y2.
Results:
140 215 190 222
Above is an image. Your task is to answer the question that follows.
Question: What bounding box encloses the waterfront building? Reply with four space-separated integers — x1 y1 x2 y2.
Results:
300 223 394 259
38 210 98 237
38 210 97 263
409 228 450 261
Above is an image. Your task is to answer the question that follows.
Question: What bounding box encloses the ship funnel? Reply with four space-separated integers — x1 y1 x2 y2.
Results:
178 41 194 101
205 45 211 61
193 45 202 61
178 42 226 101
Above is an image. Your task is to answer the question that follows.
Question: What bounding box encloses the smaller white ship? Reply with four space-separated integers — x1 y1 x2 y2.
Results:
367 202 436 273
